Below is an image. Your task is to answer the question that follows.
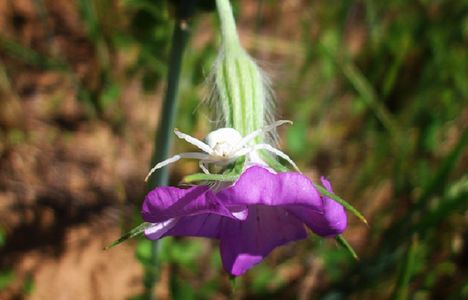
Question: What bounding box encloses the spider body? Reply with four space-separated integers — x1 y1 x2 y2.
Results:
144 120 299 182
206 128 243 159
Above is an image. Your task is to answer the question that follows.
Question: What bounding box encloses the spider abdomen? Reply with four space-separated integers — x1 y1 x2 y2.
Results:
205 128 244 157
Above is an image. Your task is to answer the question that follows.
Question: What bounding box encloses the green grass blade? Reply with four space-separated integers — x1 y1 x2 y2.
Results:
392 236 418 300
338 54 400 140
104 222 150 250
336 235 359 260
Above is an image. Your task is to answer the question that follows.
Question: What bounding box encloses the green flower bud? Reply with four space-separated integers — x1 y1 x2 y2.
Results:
211 0 275 144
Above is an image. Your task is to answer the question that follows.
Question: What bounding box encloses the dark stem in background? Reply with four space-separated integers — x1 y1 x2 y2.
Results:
147 24 188 189
144 2 197 298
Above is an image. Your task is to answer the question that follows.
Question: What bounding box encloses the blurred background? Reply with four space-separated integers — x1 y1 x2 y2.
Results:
0 0 466 299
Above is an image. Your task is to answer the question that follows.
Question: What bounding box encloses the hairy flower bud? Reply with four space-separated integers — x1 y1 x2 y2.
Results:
211 0 275 144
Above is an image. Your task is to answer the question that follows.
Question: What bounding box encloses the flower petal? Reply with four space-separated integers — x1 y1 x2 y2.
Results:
319 176 347 233
141 185 238 223
217 166 347 237
218 166 322 207
165 214 223 238
144 218 179 240
286 177 347 236
219 206 307 276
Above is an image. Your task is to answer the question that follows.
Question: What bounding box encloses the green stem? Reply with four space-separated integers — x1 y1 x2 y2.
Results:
148 24 190 188
144 8 194 299
216 0 241 51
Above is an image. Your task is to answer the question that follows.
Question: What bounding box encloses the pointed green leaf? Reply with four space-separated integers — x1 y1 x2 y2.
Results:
104 222 150 250
336 235 359 260
314 184 368 226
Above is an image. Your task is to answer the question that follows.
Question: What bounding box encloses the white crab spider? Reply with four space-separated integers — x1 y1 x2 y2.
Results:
144 120 300 182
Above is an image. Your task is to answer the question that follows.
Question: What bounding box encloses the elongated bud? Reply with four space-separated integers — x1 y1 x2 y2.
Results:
212 0 275 143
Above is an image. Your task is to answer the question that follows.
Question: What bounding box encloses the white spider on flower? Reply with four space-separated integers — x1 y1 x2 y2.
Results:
144 120 300 182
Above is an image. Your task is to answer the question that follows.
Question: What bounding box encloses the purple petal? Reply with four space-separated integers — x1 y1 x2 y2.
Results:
286 177 347 236
141 165 347 275
165 214 223 238
217 166 347 236
145 218 179 240
319 176 347 233
141 185 241 223
220 206 307 276
320 176 333 191
218 166 322 208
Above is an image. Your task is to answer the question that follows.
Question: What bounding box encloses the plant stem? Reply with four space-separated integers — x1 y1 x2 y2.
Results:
144 6 194 299
148 26 190 188
216 0 241 51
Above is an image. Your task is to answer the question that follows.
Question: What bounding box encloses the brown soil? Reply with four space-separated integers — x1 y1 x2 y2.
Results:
0 1 163 299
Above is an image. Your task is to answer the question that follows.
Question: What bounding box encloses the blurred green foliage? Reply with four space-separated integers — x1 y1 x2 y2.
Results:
0 269 14 291
21 273 34 296
125 0 171 90
0 227 5 248
287 1 467 299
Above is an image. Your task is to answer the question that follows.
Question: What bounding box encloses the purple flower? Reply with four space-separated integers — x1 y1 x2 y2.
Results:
141 165 347 276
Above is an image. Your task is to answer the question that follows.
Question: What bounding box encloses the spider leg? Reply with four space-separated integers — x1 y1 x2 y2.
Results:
232 120 293 153
252 143 301 172
199 161 210 174
213 145 266 168
145 152 210 182
174 129 213 154
229 147 253 160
